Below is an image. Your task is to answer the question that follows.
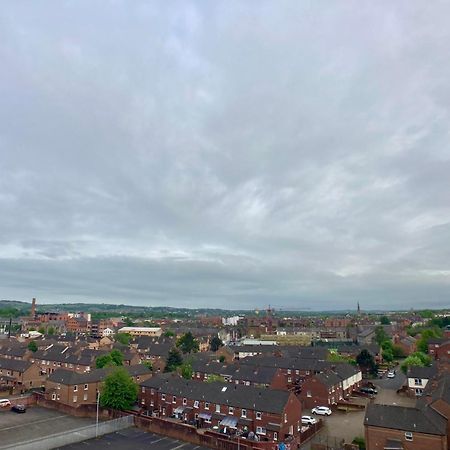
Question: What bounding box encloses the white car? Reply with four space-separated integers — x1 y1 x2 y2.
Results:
311 406 332 416
387 371 395 378
301 415 318 425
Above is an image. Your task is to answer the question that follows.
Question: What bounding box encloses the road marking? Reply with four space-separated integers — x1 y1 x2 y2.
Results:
151 437 168 444
0 414 68 432
172 444 187 450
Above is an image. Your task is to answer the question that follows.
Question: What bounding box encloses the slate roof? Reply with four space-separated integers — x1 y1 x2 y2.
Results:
141 374 291 415
315 372 342 387
332 363 360 380
365 403 446 435
408 365 437 380
239 355 328 372
47 364 151 385
0 357 32 372
191 360 278 384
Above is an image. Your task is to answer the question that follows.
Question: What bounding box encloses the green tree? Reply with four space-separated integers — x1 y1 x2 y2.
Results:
176 332 199 354
100 367 138 410
142 360 153 370
110 349 124 366
181 362 193 380
379 316 390 325
210 336 224 352
164 348 183 372
382 349 394 363
115 333 131 346
417 328 442 353
207 374 225 383
164 330 175 337
96 354 113 368
123 317 134 327
47 326 55 336
400 352 432 374
356 349 377 375
374 326 389 345
28 341 38 352
219 355 226 363
392 345 406 359
352 437 366 450
38 327 45 334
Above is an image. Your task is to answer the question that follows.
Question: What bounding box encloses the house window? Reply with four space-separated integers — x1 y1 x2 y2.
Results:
161 394 166 401
83 394 88 401
142 387 146 393
151 389 154 395
150 400 154 407
284 413 287 423
229 406 234 415
256 426 266 435
205 402 209 410
74 385 78 392
183 398 187 405
73 396 77 403
195 413 199 419
414 378 422 386
52 393 56 400
295 370 299 375
57 384 61 390
256 411 262 420
274 432 278 441
287 369 291 375
216 404 221 413
194 400 199 408
307 391 312 398
172 396 176 404
84 384 88 390
241 409 247 418
405 432 413 441
137 376 140 381
288 377 292 383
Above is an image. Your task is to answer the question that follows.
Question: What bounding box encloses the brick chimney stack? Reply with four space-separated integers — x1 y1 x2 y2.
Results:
31 297 36 318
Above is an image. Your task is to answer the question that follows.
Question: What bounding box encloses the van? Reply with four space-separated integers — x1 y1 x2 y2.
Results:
0 399 11 407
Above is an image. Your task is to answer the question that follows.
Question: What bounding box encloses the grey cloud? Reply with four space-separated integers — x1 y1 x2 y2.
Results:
0 1 449 310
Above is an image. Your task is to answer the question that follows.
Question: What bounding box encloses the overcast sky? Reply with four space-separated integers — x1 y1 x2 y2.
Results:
1 1 449 311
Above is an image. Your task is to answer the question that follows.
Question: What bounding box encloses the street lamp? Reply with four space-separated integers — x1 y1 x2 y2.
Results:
96 391 100 438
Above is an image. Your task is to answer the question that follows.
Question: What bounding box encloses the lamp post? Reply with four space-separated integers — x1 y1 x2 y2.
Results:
96 391 100 438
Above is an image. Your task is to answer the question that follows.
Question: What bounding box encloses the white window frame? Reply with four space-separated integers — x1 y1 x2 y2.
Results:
194 400 199 408
256 411 262 420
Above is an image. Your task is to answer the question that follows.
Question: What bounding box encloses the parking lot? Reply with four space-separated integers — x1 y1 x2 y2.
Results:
0 406 96 449
58 427 209 450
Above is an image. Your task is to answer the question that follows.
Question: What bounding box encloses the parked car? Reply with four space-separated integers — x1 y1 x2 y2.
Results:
311 406 332 416
11 404 26 413
301 415 318 425
0 399 11 408
360 387 378 395
387 371 395 378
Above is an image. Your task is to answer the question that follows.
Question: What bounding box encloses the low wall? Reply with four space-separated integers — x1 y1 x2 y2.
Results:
134 416 298 450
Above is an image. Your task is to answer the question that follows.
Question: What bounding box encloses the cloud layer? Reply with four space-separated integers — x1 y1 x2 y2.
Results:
1 1 449 310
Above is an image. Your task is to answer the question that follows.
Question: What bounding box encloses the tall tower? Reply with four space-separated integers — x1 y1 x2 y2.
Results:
357 301 361 316
31 298 36 318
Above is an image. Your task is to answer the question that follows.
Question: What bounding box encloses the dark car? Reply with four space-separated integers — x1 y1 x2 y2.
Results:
11 404 26 413
360 387 378 395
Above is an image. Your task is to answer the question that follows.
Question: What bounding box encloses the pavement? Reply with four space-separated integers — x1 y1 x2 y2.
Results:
58 427 210 450
0 406 96 449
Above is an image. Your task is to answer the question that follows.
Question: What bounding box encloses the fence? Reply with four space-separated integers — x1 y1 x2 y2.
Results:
0 415 133 450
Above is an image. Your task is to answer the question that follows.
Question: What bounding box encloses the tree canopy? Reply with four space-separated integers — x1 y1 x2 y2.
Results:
379 316 390 325
100 367 138 410
96 349 124 369
210 336 224 352
176 332 199 354
400 352 432 374
115 333 131 346
356 349 377 375
164 348 183 372
27 341 38 352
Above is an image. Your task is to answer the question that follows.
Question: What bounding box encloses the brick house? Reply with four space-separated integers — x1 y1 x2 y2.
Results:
394 335 417 356
364 403 447 450
0 357 44 392
45 364 152 407
407 365 438 397
139 374 302 442
299 372 343 409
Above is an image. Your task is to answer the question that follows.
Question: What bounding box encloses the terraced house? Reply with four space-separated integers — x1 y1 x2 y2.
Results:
139 374 302 442
45 365 152 407
0 357 43 392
